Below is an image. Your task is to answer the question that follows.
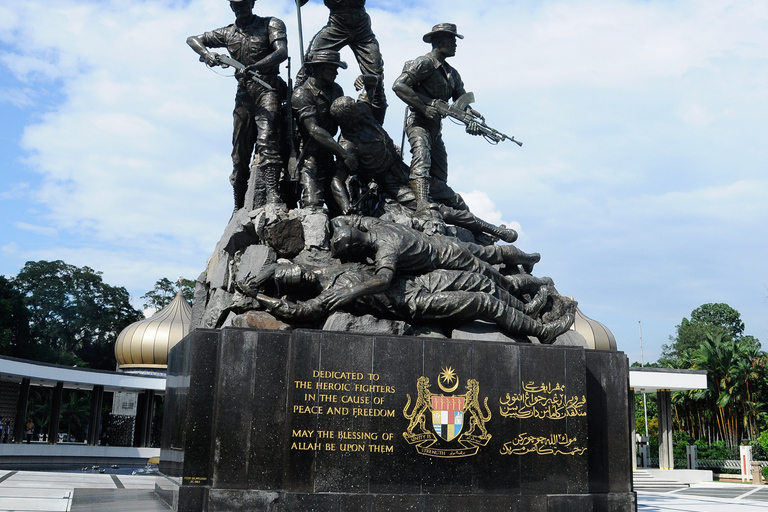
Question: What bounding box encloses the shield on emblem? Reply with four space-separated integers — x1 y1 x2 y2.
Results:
430 395 465 442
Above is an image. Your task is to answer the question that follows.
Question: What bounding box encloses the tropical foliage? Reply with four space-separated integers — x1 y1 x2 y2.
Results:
1 260 144 369
141 277 195 311
661 303 767 450
60 391 91 441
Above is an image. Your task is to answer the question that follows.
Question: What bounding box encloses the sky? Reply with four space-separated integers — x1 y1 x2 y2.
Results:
1 0 766 364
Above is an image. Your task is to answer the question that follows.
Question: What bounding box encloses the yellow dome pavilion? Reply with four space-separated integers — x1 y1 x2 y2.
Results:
114 290 192 373
571 306 617 351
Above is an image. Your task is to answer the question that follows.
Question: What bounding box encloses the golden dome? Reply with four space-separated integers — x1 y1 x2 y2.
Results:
571 306 617 351
115 290 192 370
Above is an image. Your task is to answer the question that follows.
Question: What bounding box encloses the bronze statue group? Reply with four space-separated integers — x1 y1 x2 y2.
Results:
187 0 576 343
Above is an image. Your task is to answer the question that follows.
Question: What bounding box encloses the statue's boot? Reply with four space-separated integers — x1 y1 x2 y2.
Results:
539 312 576 344
411 177 433 214
480 281 544 316
255 293 283 310
503 247 540 274
473 217 518 243
498 300 575 343
497 305 549 340
523 286 549 317
262 165 283 205
501 273 555 298
484 245 540 273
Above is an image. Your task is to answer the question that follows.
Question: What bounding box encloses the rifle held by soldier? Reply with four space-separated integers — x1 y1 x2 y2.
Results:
284 57 300 182
431 92 522 147
201 52 274 91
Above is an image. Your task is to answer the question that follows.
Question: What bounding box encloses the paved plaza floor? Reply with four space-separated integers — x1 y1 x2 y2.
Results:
0 469 169 511
638 483 768 511
2 469 768 511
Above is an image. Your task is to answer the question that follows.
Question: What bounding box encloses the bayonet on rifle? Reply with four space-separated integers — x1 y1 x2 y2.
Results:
432 92 522 147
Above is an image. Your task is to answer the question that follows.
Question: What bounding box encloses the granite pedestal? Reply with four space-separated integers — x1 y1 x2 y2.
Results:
159 328 636 511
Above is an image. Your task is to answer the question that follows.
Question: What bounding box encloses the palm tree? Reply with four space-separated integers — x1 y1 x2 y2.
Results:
682 332 768 448
60 391 90 442
27 387 52 439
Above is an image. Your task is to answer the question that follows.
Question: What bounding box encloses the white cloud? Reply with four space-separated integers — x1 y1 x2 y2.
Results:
0 87 35 108
1 242 18 255
14 222 58 237
459 190 522 237
0 182 30 200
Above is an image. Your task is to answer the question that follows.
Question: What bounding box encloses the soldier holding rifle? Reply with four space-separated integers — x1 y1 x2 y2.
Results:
187 0 288 211
393 23 482 213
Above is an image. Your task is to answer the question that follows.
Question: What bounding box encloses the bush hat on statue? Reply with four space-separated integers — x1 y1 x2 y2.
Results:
304 50 348 69
422 23 464 43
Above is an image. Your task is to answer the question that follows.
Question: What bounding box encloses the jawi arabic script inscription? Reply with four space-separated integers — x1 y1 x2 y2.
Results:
499 381 587 456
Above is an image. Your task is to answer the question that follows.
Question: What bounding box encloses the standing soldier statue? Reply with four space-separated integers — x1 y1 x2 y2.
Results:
299 0 388 123
393 23 482 214
291 50 357 214
187 0 288 211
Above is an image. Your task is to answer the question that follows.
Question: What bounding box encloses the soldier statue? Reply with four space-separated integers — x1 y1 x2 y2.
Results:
327 216 546 312
245 262 575 344
187 0 288 211
328 95 519 243
291 50 356 213
393 23 481 213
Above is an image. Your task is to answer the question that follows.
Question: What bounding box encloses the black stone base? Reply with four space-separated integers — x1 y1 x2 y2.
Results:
200 490 636 512
160 328 636 512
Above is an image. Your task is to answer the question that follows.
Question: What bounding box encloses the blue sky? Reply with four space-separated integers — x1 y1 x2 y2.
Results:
1 0 766 363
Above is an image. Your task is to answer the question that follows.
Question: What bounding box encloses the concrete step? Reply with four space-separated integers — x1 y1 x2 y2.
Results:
633 470 691 490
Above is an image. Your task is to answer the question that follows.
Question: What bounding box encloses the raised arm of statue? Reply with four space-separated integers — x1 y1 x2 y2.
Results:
392 73 439 120
330 140 358 214
245 39 288 74
301 115 357 172
186 34 217 66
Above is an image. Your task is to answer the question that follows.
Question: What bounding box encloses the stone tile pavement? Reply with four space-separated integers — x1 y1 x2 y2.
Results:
638 483 768 511
0 469 168 511
3 469 768 511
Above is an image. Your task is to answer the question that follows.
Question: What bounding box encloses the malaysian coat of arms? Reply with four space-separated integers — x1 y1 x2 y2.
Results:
403 367 492 458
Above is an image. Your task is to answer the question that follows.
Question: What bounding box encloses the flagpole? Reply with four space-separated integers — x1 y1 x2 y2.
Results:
295 0 305 67
640 320 648 437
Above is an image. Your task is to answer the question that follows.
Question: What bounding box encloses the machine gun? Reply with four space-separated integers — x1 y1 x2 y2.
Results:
202 52 274 91
432 92 522 147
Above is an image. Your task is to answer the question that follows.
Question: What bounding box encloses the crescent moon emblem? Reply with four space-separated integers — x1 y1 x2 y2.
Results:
438 378 459 393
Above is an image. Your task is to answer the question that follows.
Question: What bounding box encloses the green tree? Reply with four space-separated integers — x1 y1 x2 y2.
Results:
60 391 90 442
27 387 51 439
672 332 766 447
662 303 746 366
0 276 30 357
12 260 143 370
141 277 195 311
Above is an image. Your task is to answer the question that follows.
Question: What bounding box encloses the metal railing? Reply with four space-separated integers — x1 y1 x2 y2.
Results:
696 459 768 470
646 458 768 470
